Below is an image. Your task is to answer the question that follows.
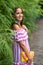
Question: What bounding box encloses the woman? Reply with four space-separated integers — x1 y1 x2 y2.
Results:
12 7 34 65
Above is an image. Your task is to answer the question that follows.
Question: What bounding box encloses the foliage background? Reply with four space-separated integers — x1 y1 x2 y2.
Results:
0 0 43 65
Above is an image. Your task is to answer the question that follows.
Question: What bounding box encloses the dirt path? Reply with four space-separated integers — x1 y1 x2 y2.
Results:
29 18 43 65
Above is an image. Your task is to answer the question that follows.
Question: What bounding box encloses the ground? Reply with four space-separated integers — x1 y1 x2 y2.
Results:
29 18 43 65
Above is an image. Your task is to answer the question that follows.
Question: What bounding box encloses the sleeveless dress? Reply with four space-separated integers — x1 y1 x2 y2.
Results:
12 28 34 65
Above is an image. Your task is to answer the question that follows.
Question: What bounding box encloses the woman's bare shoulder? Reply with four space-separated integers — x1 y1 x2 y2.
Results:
13 24 20 30
22 25 28 32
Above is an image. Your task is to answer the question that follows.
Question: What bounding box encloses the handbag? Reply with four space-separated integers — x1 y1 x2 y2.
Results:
21 51 34 62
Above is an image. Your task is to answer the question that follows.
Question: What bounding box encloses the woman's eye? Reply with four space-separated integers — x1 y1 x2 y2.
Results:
16 12 23 14
16 12 19 14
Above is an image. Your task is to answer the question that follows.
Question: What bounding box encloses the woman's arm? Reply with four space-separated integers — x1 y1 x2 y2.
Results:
18 40 34 62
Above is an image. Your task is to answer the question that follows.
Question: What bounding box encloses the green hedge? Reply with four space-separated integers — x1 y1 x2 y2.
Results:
39 0 43 17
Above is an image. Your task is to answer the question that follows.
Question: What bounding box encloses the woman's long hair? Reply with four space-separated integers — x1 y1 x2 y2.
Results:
12 7 24 26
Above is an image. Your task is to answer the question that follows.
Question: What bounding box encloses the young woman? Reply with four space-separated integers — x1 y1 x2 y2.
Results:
12 7 34 65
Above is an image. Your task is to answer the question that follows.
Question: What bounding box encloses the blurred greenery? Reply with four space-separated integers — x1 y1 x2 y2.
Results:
0 0 43 65
39 0 43 17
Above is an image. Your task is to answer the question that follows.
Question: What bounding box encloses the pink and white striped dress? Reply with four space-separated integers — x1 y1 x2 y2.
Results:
12 28 34 65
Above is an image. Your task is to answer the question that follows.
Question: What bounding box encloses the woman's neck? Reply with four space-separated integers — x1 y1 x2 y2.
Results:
18 22 22 28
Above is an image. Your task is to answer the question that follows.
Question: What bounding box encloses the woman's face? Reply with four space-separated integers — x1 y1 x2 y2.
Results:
15 8 23 22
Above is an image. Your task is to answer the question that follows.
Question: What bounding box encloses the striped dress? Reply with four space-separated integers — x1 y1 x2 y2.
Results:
12 28 34 65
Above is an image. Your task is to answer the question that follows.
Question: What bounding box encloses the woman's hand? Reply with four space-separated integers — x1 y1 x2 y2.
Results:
28 51 34 63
